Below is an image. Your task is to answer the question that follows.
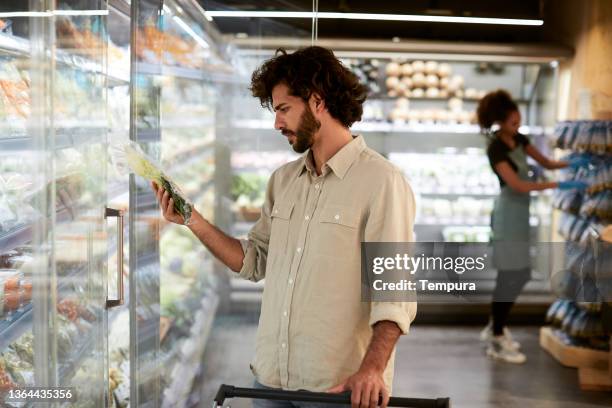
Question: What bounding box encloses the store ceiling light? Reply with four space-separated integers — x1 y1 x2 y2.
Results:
0 10 109 17
205 11 543 26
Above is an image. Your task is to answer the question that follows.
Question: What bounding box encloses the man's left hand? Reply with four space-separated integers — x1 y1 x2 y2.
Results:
327 367 389 408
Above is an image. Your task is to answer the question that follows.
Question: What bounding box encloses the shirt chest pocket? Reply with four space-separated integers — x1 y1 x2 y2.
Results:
269 201 294 258
317 205 361 256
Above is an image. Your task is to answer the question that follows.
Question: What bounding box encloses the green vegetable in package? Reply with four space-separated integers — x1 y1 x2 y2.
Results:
113 141 193 224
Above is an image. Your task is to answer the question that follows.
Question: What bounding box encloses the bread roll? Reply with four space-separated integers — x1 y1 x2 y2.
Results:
425 61 438 75
385 62 401 77
412 72 426 88
437 63 452 77
401 63 413 77
411 60 425 73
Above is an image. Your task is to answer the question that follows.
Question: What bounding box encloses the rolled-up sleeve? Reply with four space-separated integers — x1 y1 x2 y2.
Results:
238 171 276 282
365 169 417 334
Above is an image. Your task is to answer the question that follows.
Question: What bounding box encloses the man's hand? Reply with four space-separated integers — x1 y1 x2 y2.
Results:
328 367 389 408
328 321 401 408
152 181 186 224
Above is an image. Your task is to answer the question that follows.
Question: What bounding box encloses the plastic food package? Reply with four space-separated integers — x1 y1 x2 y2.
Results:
0 269 23 319
555 120 612 153
111 141 193 224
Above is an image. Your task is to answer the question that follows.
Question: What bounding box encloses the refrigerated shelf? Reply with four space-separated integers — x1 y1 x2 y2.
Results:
58 329 97 382
138 63 236 84
0 126 108 151
0 32 129 85
0 304 33 350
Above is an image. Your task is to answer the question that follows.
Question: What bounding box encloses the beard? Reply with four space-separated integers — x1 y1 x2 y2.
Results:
282 105 321 153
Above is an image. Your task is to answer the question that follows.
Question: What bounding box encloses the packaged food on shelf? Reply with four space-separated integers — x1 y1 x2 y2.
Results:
0 270 23 319
111 141 193 224
554 120 612 154
1 351 34 386
57 314 80 358
0 357 17 391
580 190 612 221
0 60 31 124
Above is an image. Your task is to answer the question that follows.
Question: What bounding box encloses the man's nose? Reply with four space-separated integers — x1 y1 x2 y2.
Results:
274 114 284 130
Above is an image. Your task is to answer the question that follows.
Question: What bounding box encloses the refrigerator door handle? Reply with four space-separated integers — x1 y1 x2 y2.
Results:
105 207 125 309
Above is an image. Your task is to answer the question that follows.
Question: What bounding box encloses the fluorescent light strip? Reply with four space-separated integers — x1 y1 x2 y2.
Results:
0 10 109 18
206 11 543 26
173 16 210 49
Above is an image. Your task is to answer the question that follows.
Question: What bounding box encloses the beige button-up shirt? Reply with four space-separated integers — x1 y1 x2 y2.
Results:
239 135 417 392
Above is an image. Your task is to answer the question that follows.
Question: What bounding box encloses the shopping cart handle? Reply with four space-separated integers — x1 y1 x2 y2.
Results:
213 384 450 408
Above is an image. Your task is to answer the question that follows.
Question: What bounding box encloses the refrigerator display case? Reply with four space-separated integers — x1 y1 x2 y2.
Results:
0 1 129 407
130 0 234 406
1 0 232 406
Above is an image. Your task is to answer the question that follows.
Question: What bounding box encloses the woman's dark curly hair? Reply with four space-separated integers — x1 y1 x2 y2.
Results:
250 46 368 128
476 89 518 130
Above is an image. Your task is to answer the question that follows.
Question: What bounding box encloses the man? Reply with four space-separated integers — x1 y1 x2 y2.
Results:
153 46 417 408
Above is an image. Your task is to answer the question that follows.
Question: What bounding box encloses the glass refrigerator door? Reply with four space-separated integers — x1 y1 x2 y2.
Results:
130 0 227 406
1 1 126 407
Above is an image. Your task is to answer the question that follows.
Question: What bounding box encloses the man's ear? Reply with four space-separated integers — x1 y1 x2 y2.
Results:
310 93 325 113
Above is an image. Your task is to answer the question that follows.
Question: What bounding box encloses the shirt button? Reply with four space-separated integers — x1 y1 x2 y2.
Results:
296 247 302 253
288 278 293 285
305 215 310 220
314 184 320 190
334 214 340 220
283 311 288 317
281 342 286 348
274 209 278 214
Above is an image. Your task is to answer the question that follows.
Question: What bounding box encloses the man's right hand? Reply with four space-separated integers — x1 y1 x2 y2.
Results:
152 181 187 224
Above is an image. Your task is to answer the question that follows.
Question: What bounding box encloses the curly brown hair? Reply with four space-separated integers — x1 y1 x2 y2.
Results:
476 89 518 130
250 46 368 128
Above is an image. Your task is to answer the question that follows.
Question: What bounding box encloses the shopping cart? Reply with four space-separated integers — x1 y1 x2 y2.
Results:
213 384 450 408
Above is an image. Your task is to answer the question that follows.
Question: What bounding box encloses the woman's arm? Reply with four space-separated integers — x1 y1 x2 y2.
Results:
495 161 558 193
525 144 568 170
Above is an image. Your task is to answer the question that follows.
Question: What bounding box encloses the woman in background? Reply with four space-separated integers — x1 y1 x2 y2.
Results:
476 90 587 364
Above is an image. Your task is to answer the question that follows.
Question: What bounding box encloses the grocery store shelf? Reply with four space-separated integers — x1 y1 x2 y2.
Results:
0 224 32 256
0 32 129 85
59 329 96 382
138 63 237 83
416 218 491 227
162 292 218 407
161 118 215 130
0 125 107 151
166 143 215 175
0 304 33 350
164 138 214 163
417 190 499 198
234 119 549 136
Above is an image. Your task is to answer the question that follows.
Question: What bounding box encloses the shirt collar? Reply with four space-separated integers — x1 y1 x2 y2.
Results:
299 135 366 179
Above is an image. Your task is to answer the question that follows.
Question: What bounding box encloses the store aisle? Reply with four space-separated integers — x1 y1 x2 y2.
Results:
197 316 612 408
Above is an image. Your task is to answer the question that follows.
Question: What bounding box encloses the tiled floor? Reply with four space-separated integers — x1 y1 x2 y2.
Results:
198 315 612 408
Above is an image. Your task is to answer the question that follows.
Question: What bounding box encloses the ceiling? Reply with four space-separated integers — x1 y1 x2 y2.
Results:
201 0 550 43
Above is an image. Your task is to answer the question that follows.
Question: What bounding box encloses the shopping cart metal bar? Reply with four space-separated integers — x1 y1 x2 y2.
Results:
213 384 450 408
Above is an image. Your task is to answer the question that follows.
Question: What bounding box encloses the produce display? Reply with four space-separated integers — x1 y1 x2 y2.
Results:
230 173 268 221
